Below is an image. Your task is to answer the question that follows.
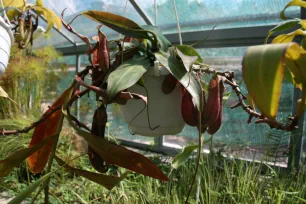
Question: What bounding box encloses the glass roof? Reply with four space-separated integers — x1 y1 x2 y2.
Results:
32 0 300 49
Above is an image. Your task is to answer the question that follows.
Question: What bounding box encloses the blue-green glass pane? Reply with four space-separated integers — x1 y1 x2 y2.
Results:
135 0 299 33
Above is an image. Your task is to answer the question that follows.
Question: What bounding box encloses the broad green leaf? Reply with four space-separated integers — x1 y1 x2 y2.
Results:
265 19 301 44
155 51 203 111
272 29 306 44
141 25 171 52
176 48 198 72
3 0 24 7
55 157 129 190
175 45 204 64
107 56 150 101
63 109 168 181
0 135 57 177
171 144 198 169
300 20 306 29
8 171 54 204
242 43 306 119
301 37 306 50
82 11 153 41
281 0 306 20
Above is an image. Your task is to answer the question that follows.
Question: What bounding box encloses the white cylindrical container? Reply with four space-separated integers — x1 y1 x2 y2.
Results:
0 16 14 75
119 63 185 136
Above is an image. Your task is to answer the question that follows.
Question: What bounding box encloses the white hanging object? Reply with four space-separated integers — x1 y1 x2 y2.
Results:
119 64 185 136
0 0 14 75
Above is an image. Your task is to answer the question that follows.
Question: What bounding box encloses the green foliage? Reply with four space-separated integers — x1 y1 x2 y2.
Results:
0 46 66 119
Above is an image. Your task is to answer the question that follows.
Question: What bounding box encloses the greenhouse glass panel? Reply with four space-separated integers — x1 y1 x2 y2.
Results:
33 0 146 48
135 0 300 34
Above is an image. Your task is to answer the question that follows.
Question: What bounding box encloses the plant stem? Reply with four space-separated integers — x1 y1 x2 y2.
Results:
185 111 203 203
44 134 60 204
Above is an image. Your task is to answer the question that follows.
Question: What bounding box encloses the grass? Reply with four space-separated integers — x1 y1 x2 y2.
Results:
0 118 306 203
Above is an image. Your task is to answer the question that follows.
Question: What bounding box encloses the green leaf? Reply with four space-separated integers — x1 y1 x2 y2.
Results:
107 56 150 101
63 109 169 181
176 48 198 72
265 19 301 44
280 0 306 20
3 0 24 7
55 156 129 190
8 171 54 204
272 29 306 44
175 45 204 64
0 135 58 177
242 43 306 119
141 25 172 52
82 11 153 41
171 144 198 169
155 51 203 111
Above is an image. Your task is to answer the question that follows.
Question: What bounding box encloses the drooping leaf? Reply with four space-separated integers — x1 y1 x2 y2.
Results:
0 86 16 104
175 45 204 64
27 83 75 174
155 51 203 111
141 25 172 52
272 29 306 44
107 56 150 101
280 0 306 20
63 109 168 181
172 144 198 169
8 171 55 204
265 19 301 44
36 6 61 32
242 43 306 119
82 11 153 41
0 135 57 177
3 0 24 7
55 157 128 190
176 48 198 72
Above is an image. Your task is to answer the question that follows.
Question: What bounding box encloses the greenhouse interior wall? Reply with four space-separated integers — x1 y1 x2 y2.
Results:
25 0 306 169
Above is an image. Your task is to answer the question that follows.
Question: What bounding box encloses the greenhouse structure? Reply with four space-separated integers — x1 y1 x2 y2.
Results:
0 0 306 203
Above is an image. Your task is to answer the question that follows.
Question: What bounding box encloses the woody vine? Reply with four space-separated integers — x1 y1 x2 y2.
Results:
1 0 306 203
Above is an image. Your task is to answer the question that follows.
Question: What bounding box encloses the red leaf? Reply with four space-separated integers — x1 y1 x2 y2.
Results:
27 85 74 173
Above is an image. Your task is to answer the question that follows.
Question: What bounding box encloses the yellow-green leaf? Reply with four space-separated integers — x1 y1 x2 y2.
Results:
242 43 306 119
280 0 306 20
36 6 61 32
36 0 43 7
172 144 198 169
272 29 306 44
6 9 20 20
0 86 16 104
55 156 129 190
3 0 24 7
